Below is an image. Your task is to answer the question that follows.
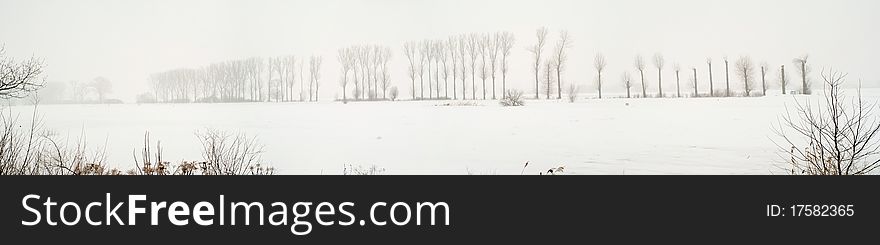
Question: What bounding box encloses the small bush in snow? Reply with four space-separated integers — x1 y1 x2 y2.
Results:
389 86 399 101
500 89 525 106
566 84 579 103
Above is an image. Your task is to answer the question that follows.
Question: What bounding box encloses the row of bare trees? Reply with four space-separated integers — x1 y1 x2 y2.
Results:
337 45 394 101
402 31 515 100
612 54 813 99
147 55 322 103
529 27 573 100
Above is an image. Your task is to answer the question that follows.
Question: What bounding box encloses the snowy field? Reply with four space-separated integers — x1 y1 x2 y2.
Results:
7 89 879 175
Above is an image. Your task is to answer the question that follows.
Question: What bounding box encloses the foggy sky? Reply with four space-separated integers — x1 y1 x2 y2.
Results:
1 0 877 102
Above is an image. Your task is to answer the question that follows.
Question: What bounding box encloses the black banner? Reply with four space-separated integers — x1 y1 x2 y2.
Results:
0 176 876 243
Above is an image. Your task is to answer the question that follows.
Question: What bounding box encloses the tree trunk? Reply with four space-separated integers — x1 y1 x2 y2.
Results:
658 69 663 98
545 67 551 100
598 71 602 99
482 77 486 100
267 72 273 102
427 62 432 99
781 65 786 95
724 61 730 97
556 67 562 100
693 68 698 97
535 65 540 99
453 69 457 100
445 76 449 99
708 63 714 97
471 69 476 100
761 66 766 96
801 62 808 94
675 70 680 97
491 73 496 100
501 72 506 99
639 70 646 98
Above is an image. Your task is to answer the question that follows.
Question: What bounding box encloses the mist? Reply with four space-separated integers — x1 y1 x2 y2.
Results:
2 0 878 102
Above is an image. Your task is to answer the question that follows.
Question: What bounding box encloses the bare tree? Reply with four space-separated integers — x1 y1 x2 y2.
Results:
446 37 458 99
735 56 755 97
723 56 731 97
543 59 555 99
622 72 633 98
403 41 418 99
433 41 444 99
692 67 698 97
706 57 714 97
466 33 480 100
458 35 469 100
0 45 46 99
338 48 353 102
246 57 266 101
674 63 681 97
488 32 501 99
498 31 515 99
793 54 812 94
478 34 490 100
91 77 112 103
379 47 392 99
418 41 429 99
529 27 549 99
760 62 768 96
309 55 322 101
774 69 880 175
634 55 647 98
431 41 441 99
779 64 789 94
287 56 297 102
553 30 571 100
424 40 434 99
298 57 305 101
271 57 291 102
653 53 665 98
594 53 606 99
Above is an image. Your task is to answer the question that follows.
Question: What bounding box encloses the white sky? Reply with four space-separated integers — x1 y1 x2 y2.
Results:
1 0 877 101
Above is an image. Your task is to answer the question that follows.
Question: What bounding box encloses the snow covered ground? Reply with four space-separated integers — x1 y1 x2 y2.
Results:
7 89 879 175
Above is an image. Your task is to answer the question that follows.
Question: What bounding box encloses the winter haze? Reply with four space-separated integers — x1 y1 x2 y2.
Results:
2 0 878 101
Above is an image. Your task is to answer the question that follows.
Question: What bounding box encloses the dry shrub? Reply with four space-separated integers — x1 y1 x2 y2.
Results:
774 69 880 175
500 89 525 106
0 106 111 175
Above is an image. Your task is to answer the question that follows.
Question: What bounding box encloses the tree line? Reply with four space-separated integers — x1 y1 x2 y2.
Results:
402 31 515 101
144 27 816 103
337 44 394 102
145 55 322 103
524 27 813 101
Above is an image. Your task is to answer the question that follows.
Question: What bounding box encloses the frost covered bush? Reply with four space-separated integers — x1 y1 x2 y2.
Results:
389 86 399 101
566 84 579 103
500 89 525 106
